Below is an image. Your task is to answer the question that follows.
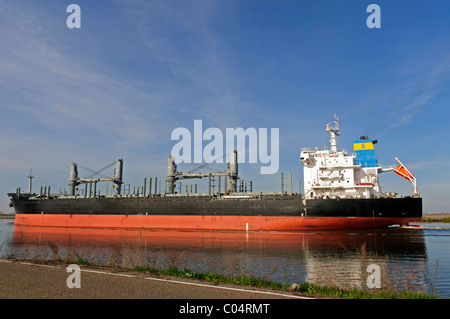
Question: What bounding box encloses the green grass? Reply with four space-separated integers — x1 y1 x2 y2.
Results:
68 256 93 266
86 261 435 299
294 282 437 299
50 250 440 299
131 265 285 290
420 216 450 223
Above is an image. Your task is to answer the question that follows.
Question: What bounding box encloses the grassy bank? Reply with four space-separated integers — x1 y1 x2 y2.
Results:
420 213 450 223
0 214 15 219
62 257 437 299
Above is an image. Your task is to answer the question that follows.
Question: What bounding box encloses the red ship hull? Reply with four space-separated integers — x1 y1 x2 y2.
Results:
14 213 421 231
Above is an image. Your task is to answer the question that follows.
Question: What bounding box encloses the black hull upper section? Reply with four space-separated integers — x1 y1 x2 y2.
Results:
8 193 422 219
305 197 422 218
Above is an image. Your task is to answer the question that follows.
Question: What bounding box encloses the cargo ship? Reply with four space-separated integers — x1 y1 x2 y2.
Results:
8 115 422 231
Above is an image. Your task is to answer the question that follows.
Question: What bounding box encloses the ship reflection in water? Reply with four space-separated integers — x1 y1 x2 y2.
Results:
11 225 430 294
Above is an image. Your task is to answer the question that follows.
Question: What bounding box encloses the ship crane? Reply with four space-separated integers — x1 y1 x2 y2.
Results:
167 150 238 194
394 157 418 194
69 159 123 196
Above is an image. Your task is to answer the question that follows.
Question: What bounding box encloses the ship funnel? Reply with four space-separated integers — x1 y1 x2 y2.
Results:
354 138 378 168
113 159 123 195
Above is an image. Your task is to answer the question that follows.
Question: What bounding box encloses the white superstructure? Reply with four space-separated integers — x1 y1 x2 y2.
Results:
300 115 408 199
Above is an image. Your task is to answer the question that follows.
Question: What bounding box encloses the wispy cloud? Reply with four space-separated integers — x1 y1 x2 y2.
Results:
0 1 254 213
381 50 450 133
117 0 254 127
0 1 170 156
407 156 450 172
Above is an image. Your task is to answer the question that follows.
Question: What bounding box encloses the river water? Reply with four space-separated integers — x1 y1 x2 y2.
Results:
0 219 449 298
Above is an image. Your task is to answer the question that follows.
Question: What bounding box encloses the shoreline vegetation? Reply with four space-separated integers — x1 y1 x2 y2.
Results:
0 213 15 219
26 257 439 299
120 265 439 299
419 213 450 223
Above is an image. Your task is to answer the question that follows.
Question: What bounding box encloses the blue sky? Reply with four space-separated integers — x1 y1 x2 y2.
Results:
1 0 449 213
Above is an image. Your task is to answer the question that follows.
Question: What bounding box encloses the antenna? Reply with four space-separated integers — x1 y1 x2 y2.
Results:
326 114 340 153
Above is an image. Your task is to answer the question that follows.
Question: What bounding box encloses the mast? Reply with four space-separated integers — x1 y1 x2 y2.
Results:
27 169 34 194
326 114 340 153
